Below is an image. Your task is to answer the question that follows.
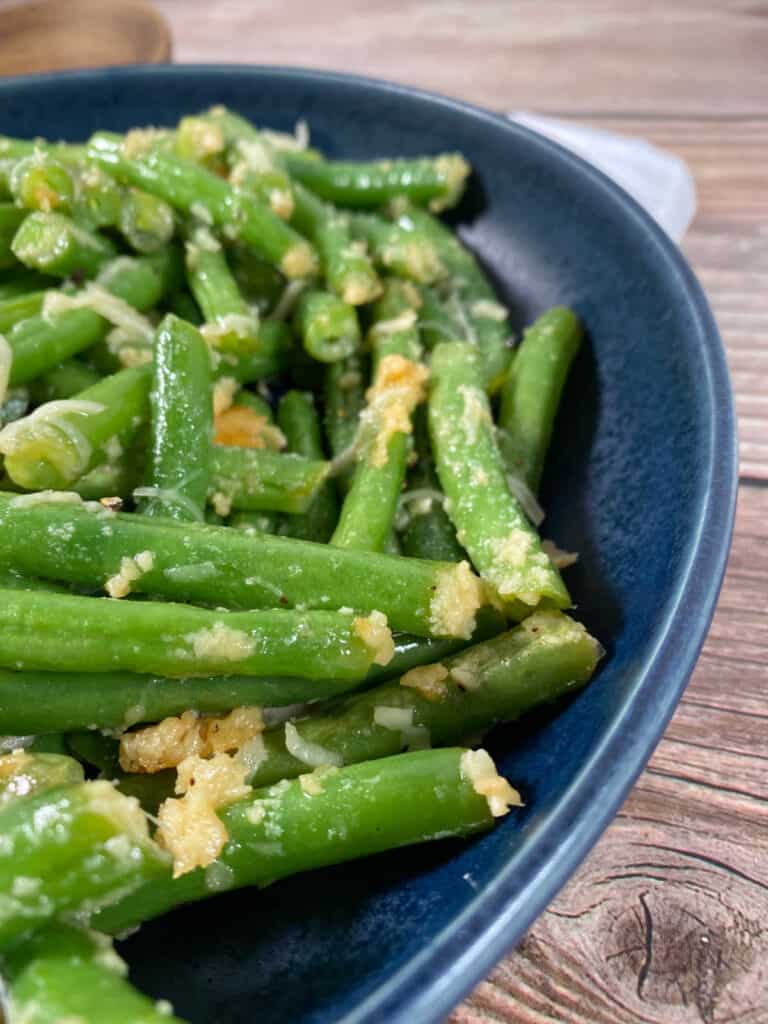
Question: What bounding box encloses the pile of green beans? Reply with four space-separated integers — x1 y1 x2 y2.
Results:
0 108 595 1022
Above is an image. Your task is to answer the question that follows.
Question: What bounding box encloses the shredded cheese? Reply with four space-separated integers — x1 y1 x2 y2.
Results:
400 663 449 702
284 721 342 768
460 749 522 817
353 610 395 666
44 285 153 341
105 550 154 599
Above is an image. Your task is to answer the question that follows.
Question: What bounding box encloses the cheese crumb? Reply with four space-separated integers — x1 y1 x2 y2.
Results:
212 376 239 417
214 405 286 450
298 764 338 797
156 753 251 877
185 622 255 663
400 662 450 702
353 610 395 666
360 354 429 467
105 550 154 599
460 749 522 817
429 561 484 640
120 706 264 773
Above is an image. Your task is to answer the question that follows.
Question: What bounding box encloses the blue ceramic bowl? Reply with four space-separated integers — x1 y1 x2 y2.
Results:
0 66 736 1024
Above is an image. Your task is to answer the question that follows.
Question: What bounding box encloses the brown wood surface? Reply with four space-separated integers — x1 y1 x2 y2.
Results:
0 0 171 76
5 1 766 1019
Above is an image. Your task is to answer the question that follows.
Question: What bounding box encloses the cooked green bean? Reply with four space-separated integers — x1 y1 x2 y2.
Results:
0 749 84 811
277 390 338 542
75 163 123 228
0 203 27 268
283 151 470 211
88 135 318 278
349 211 445 284
0 288 47 333
428 341 570 612
209 446 330 515
0 267 55 300
323 349 366 492
118 187 176 254
95 747 512 934
0 492 488 638
8 153 76 213
2 924 188 1024
143 314 212 521
293 289 360 363
498 306 582 495
11 211 117 279
28 359 102 404
291 183 381 304
0 777 167 946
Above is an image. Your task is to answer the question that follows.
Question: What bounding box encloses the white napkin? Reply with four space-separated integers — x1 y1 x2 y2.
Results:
511 113 697 243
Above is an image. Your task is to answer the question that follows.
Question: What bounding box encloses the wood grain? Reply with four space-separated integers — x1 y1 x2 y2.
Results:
0 0 171 75
452 485 768 1024
153 0 768 116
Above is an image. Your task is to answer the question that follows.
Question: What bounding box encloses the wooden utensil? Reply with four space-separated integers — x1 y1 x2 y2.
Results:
0 0 171 76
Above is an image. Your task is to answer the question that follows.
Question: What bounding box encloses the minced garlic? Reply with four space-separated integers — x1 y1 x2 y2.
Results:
353 610 395 666
185 622 255 662
214 405 286 450
105 550 154 599
361 354 429 467
120 707 264 773
428 560 484 640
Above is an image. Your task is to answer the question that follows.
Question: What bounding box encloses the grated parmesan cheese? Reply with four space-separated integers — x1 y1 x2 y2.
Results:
400 662 449 702
429 560 484 640
120 706 264 774
298 764 339 797
44 285 153 341
185 622 255 663
284 722 342 769
212 377 239 417
359 354 429 467
105 550 154 599
156 753 251 877
460 749 522 817
353 610 395 666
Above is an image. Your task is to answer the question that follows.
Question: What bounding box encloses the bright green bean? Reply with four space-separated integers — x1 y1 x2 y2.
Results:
11 211 117 279
8 153 76 214
184 226 259 354
0 289 46 333
0 203 26 269
277 389 338 542
293 289 360 363
118 187 176 254
349 211 445 284
209 446 330 515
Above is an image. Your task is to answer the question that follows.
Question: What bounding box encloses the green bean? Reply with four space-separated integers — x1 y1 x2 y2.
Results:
324 350 366 492
184 226 259 354
349 211 445 284
11 211 117 279
213 319 293 383
428 341 570 613
293 289 360 363
143 314 212 522
0 667 363 736
95 747 508 934
118 187 176 254
1 366 151 490
0 588 391 680
26 733 70 755
228 244 285 314
5 248 180 387
28 359 102 403
396 205 513 390
291 183 381 304
330 285 426 552
175 113 227 170
0 778 167 946
8 153 76 214
165 287 202 325
65 732 176 815
498 306 582 495
0 491 488 638
277 390 338 542
208 446 329 515
399 408 465 562
0 203 27 269
416 282 462 348
72 458 141 501
88 136 318 278
283 151 470 211
0 288 46 333
75 163 123 228
2 924 188 1024
229 509 280 534
0 749 83 811
243 611 600 787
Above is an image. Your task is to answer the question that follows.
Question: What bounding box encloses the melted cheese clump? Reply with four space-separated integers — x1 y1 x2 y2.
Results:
400 662 449 702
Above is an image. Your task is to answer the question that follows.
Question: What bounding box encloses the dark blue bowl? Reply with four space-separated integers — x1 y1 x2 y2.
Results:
0 65 737 1024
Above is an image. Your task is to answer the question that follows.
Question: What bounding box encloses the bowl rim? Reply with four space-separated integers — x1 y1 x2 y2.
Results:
0 62 739 1024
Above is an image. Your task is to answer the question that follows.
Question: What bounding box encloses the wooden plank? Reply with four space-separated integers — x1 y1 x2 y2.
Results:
153 0 768 116
574 118 768 480
451 485 768 1024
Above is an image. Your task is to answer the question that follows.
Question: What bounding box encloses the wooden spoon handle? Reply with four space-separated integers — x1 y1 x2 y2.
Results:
0 0 171 76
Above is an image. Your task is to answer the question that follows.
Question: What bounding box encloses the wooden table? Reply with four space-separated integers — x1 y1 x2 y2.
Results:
47 1 768 1018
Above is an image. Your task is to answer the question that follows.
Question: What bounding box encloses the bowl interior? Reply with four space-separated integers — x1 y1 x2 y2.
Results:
0 66 735 1024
